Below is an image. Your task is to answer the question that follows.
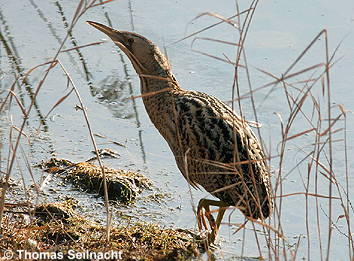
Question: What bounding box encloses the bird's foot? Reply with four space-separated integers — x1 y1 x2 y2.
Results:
207 230 217 244
195 230 219 254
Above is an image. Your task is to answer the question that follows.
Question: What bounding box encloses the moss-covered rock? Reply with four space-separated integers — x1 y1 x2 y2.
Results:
38 158 152 202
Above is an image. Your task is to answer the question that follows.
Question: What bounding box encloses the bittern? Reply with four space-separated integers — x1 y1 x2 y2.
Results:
88 21 273 242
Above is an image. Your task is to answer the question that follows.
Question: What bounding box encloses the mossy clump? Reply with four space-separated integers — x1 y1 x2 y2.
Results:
1 201 205 260
38 158 152 202
33 199 77 224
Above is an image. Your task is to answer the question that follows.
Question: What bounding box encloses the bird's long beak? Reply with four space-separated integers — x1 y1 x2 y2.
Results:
87 21 121 40
87 20 145 74
87 21 131 55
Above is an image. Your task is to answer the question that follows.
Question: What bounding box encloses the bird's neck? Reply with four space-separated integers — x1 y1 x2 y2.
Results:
133 45 180 94
138 73 181 149
139 70 179 95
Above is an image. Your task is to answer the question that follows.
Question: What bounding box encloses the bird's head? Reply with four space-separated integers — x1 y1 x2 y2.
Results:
87 21 171 77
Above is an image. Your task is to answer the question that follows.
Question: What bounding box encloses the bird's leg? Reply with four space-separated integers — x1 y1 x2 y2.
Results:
197 199 229 243
197 199 216 232
197 202 207 231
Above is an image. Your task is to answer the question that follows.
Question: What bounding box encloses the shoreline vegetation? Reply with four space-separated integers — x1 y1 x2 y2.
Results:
1 200 205 260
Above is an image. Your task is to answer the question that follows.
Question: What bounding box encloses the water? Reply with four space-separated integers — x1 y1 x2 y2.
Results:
1 0 353 260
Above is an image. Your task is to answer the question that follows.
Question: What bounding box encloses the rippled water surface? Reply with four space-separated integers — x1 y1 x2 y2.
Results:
1 1 354 260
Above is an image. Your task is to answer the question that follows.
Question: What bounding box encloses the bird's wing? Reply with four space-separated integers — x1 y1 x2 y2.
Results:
173 90 269 184
175 91 253 160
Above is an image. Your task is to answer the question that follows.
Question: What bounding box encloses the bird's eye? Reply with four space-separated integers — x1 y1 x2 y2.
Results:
128 38 134 44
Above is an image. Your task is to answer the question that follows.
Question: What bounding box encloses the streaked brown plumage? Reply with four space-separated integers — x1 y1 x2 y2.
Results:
88 21 273 241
